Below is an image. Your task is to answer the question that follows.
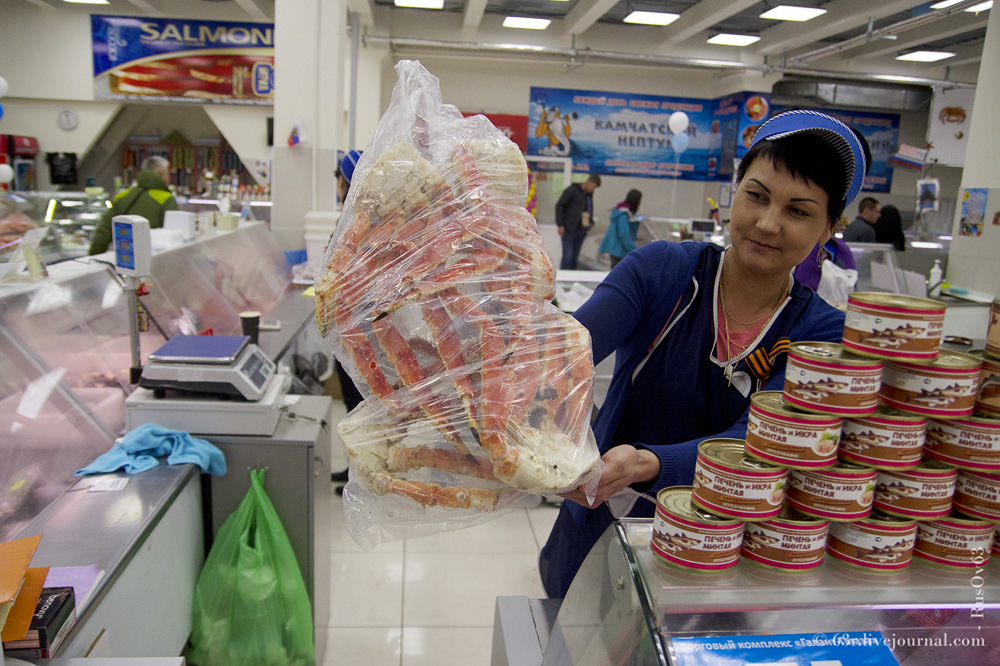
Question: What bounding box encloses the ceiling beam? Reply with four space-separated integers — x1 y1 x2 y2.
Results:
124 0 164 16
755 0 921 56
839 15 989 62
232 0 271 22
561 0 619 37
462 0 488 31
661 0 760 46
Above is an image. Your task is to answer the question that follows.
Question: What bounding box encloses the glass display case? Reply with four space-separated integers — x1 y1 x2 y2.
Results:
2 190 111 263
545 518 998 664
0 223 294 541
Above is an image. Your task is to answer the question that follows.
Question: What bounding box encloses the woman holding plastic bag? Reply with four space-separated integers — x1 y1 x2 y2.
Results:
540 109 873 598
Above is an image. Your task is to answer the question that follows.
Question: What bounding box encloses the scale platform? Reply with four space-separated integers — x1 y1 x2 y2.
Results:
126 370 291 436
139 335 275 401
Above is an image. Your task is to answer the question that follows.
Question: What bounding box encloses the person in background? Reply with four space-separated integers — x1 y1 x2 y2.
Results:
793 216 856 291
842 196 880 243
875 204 906 251
598 189 643 269
539 109 871 599
89 155 178 255
555 173 601 270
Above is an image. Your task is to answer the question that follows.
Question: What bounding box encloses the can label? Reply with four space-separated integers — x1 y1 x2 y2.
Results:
840 416 925 469
874 470 956 519
953 472 1000 520
741 521 828 570
692 456 786 521
925 419 1000 472
976 361 1000 416
879 364 977 418
786 469 877 520
985 301 1000 359
827 520 917 570
843 304 944 361
746 404 841 469
651 507 744 570
914 520 994 568
993 525 1000 558
783 354 881 416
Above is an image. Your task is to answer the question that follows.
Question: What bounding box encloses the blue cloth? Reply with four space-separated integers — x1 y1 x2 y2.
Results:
750 109 868 210
597 206 639 259
76 423 227 476
539 241 845 598
340 150 362 184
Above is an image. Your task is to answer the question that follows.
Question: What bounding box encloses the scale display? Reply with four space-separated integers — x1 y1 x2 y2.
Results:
111 215 152 277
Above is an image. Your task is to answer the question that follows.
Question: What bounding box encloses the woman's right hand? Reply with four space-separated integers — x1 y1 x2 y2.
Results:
560 445 660 508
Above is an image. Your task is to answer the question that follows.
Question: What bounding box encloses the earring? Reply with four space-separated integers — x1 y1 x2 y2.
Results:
816 247 827 268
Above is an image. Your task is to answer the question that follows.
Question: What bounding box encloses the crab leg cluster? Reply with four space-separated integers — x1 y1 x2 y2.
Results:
315 138 599 511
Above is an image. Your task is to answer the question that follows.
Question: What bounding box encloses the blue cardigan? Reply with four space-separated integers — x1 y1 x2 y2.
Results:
597 206 639 259
573 241 845 509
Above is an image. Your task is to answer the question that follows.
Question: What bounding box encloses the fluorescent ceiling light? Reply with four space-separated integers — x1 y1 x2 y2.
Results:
929 0 963 7
760 5 828 21
707 33 761 46
394 0 444 7
624 11 680 26
896 50 955 62
62 0 109 4
503 16 551 29
965 0 993 11
911 241 944 249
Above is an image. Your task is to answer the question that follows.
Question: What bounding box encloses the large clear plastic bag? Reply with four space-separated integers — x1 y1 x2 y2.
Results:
315 60 602 547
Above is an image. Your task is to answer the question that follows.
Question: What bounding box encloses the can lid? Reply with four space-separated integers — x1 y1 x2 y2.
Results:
970 349 1000 371
849 291 947 312
775 504 830 527
847 404 927 424
865 509 918 527
657 486 742 525
890 349 982 371
700 439 781 471
789 341 882 367
751 391 841 422
931 510 997 528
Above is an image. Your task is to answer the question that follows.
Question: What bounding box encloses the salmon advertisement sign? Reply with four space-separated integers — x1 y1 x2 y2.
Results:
92 15 274 105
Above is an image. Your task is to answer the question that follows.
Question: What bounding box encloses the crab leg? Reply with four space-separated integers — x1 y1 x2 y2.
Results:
363 469 503 510
420 295 481 435
386 443 496 480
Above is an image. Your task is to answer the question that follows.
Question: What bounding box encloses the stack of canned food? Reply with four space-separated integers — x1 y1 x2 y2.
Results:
651 293 1000 574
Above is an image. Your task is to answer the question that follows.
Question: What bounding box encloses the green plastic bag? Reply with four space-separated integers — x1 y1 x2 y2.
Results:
188 469 315 666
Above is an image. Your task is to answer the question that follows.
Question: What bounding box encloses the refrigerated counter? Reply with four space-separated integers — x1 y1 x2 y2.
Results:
494 518 998 664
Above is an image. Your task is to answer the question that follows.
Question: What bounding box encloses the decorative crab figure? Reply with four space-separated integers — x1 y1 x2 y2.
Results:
315 64 600 518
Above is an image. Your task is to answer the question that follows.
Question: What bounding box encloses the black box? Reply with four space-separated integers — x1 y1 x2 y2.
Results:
2 586 76 658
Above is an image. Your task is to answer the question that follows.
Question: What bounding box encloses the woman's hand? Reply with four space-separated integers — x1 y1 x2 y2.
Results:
560 445 660 508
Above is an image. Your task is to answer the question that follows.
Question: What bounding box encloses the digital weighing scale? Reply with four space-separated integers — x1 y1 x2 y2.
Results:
126 335 289 436
139 335 275 400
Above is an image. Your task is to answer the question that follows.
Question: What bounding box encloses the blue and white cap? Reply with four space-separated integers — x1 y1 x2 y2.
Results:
749 109 869 209
339 150 363 184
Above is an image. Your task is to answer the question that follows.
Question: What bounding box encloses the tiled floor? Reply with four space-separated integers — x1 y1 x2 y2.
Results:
321 402 561 665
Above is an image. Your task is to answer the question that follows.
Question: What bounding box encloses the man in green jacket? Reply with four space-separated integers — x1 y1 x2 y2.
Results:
88 155 178 255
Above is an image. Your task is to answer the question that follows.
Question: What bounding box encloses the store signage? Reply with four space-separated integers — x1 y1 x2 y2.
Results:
91 15 274 106
528 86 728 181
926 87 975 168
670 631 899 665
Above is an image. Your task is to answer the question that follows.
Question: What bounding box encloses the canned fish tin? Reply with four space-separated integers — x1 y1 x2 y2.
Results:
879 350 981 419
785 463 878 521
839 406 926 470
925 415 1000 472
953 471 1000 521
843 292 947 363
973 351 1000 416
985 299 1000 360
914 513 995 568
652 487 745 571
993 525 1000 558
692 439 787 521
783 342 882 416
826 511 918 570
746 391 842 469
740 507 829 570
874 461 957 519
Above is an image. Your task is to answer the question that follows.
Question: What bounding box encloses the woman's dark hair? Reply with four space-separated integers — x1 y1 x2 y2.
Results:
737 133 850 227
624 188 642 213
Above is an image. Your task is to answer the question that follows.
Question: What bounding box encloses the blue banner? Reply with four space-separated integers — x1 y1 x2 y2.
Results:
671 631 899 665
528 87 723 180
92 15 274 105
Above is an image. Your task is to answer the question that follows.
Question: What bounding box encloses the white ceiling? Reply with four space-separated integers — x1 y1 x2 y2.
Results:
25 0 990 85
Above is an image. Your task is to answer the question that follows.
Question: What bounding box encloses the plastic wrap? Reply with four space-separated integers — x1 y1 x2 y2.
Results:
315 60 602 547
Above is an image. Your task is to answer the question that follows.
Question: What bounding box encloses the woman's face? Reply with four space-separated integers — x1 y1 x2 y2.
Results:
729 158 832 278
